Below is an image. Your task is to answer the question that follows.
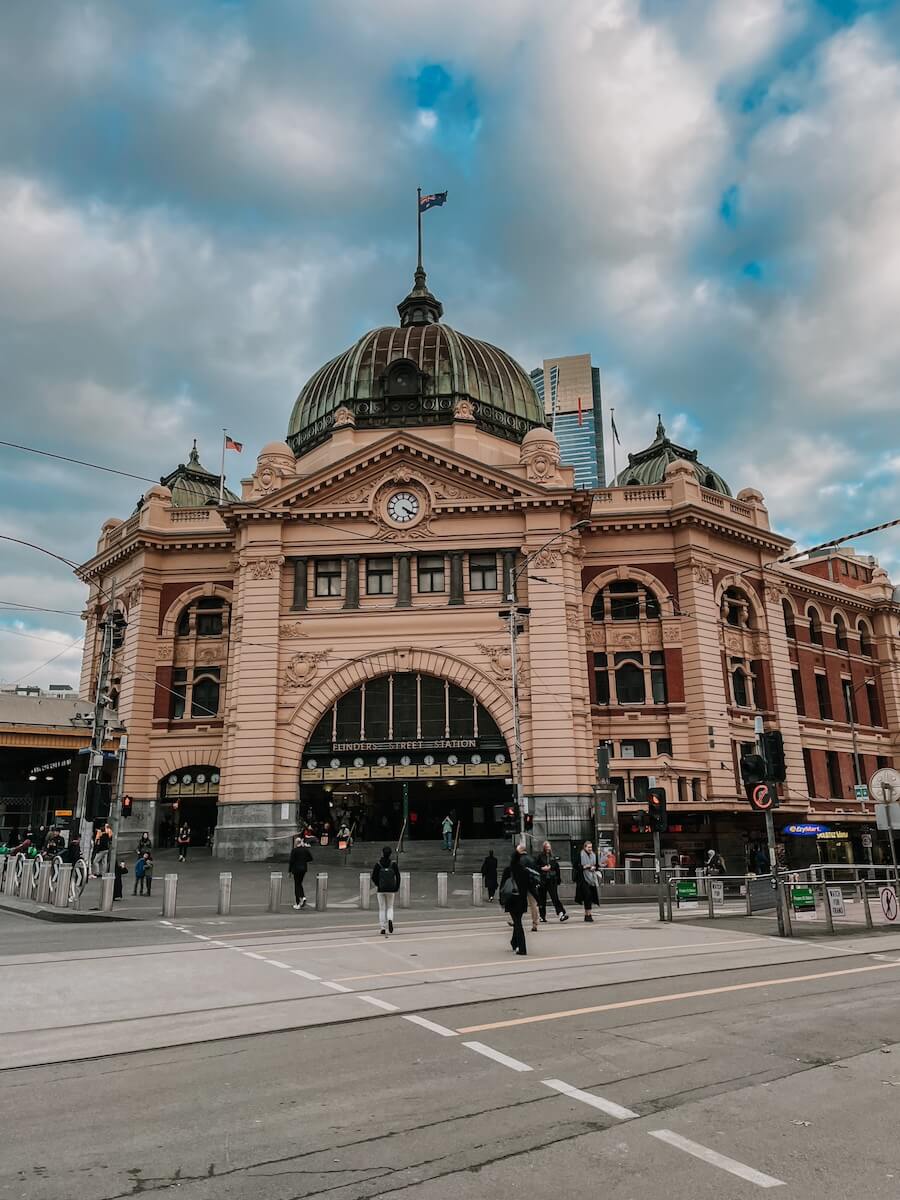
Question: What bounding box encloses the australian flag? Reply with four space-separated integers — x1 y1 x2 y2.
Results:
419 190 448 213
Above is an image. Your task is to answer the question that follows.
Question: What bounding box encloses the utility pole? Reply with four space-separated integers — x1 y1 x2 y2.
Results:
78 580 116 856
755 715 786 937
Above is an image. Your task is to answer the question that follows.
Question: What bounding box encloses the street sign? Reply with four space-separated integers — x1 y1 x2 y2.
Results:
710 879 724 906
748 782 777 812
876 804 900 831
861 832 873 850
880 887 899 922
676 880 698 905
790 885 815 913
854 784 869 802
869 767 900 803
826 886 846 917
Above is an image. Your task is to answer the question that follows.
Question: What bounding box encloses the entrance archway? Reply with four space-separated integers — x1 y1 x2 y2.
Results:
158 766 220 847
299 672 513 841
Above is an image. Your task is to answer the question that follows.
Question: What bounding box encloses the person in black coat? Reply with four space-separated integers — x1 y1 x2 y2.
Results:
499 845 530 956
536 841 569 922
288 836 313 909
371 847 401 935
480 850 499 901
113 859 127 901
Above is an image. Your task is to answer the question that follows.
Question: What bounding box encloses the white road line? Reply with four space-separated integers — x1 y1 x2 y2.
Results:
291 968 321 981
462 1041 532 1072
542 1078 638 1120
192 934 211 941
358 995 400 1012
402 1014 458 1038
321 981 352 992
649 1130 785 1189
243 952 265 960
264 960 293 968
159 920 172 926
210 940 228 947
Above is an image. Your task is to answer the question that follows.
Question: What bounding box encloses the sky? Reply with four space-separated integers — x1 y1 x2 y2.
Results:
1 0 899 690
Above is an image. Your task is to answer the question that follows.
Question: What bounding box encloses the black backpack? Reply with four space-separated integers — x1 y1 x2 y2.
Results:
377 862 398 892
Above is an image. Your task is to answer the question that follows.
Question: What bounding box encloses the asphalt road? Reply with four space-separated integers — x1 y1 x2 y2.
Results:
2 904 900 1198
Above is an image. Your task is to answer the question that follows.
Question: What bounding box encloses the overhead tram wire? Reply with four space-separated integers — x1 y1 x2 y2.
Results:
0 439 158 485
0 601 84 617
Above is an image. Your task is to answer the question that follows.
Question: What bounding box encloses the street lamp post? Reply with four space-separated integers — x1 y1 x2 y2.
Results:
501 520 590 848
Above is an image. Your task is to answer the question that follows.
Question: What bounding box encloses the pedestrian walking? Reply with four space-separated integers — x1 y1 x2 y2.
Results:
521 848 541 931
499 844 529 955
176 823 191 863
536 841 569 922
371 846 400 935
441 813 454 851
577 840 600 922
480 849 499 901
289 835 313 909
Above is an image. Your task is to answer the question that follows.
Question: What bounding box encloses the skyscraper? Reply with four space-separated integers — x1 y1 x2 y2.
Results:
531 353 605 487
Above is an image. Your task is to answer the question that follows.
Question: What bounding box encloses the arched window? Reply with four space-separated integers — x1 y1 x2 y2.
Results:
615 658 646 704
385 359 419 397
808 607 823 646
723 586 753 628
730 659 753 708
833 613 848 651
858 619 874 657
191 671 221 718
175 595 231 638
169 593 231 720
591 580 661 622
782 599 796 639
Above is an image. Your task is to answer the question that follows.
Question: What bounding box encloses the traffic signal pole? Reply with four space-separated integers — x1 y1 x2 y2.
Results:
78 579 116 855
756 717 786 937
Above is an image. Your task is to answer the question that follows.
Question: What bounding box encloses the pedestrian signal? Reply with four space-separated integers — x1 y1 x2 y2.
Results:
648 787 668 833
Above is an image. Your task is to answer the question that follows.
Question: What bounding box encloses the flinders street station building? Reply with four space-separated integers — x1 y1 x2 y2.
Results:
77 264 900 868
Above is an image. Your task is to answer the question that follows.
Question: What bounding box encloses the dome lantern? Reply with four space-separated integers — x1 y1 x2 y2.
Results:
615 415 731 496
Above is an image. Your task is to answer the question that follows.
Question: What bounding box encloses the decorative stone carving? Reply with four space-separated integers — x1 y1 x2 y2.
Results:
123 581 143 606
246 557 284 580
252 441 295 497
691 563 713 586
532 547 561 568
661 623 682 645
284 651 329 689
453 398 476 421
477 643 527 685
520 427 563 484
723 630 744 655
333 405 355 428
279 621 309 639
763 583 787 604
337 484 372 506
566 607 584 631
607 629 639 650
432 479 479 501
197 647 219 664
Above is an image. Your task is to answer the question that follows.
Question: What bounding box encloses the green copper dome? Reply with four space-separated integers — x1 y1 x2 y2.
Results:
286 268 546 456
160 442 238 508
615 417 731 496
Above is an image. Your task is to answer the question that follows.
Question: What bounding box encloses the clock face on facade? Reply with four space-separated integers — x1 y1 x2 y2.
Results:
386 491 420 523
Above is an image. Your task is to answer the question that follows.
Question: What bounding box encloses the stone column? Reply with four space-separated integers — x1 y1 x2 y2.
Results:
449 553 464 606
397 554 412 608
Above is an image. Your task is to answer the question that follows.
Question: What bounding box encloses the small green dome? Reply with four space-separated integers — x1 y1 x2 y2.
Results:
160 443 238 508
615 417 731 496
286 268 546 456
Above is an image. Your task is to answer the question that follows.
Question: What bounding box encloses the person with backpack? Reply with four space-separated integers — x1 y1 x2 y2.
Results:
371 847 400 935
480 849 499 901
499 844 530 955
289 835 313 909
176 823 191 863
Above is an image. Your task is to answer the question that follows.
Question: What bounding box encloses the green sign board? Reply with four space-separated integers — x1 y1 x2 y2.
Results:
791 885 816 912
676 880 698 900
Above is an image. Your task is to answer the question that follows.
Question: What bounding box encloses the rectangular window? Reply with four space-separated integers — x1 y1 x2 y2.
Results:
867 681 881 727
417 555 445 593
826 749 842 798
392 673 417 739
633 776 650 803
364 678 389 741
815 673 832 720
841 678 855 724
803 748 816 797
615 654 646 704
621 739 651 758
335 688 361 742
315 559 342 597
366 557 393 595
792 670 805 716
608 582 641 621
469 553 498 591
420 675 446 739
593 653 610 704
449 683 475 738
650 650 668 704
170 669 187 720
196 611 223 637
656 738 673 757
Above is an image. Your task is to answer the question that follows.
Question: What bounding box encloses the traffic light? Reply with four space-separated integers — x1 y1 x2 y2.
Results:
596 743 610 783
762 730 786 783
502 805 518 835
110 610 127 650
121 794 133 819
739 751 767 788
85 779 111 822
648 787 668 833
740 750 780 810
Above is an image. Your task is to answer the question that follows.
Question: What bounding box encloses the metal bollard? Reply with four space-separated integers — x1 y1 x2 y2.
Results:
359 872 371 910
437 872 448 907
100 873 115 912
823 883 835 934
472 873 483 907
315 872 328 911
399 871 411 909
745 879 753 916
707 882 715 919
4 856 18 895
18 859 34 900
54 865 72 908
217 873 232 915
35 861 52 905
162 873 178 919
267 872 283 913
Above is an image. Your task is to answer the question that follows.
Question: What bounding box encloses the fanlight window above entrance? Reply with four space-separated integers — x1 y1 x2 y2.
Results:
591 580 661 622
307 673 503 750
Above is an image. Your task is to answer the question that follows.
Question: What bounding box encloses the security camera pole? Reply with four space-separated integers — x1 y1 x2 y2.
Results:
501 520 590 847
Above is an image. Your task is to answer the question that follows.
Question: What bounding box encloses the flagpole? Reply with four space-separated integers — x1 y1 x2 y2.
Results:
219 428 226 505
417 187 423 271
610 408 618 484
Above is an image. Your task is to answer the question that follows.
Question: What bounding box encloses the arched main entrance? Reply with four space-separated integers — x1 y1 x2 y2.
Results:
158 766 220 847
299 673 513 840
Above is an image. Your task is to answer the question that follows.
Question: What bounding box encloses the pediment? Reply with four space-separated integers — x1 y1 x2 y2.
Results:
245 432 565 518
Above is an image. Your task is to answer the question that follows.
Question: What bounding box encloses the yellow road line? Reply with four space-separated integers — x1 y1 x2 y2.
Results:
333 938 766 982
456 960 900 1033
